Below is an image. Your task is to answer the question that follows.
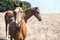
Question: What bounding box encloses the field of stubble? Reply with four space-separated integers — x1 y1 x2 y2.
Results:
0 12 60 40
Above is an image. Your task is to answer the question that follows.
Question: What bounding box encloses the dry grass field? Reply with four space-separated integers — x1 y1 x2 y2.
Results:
0 12 60 40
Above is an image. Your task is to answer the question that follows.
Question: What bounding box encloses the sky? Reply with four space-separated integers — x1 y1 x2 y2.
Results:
21 0 60 13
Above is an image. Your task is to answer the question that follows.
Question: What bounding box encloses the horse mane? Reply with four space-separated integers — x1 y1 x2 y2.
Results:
25 7 39 11
24 7 39 13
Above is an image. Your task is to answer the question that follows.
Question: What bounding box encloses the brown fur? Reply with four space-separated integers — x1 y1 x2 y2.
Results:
9 19 27 40
5 2 23 37
24 7 41 22
5 10 14 37
9 7 27 40
4 7 41 37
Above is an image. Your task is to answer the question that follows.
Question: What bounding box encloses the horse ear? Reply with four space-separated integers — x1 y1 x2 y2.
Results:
35 7 38 9
20 2 23 7
13 2 20 7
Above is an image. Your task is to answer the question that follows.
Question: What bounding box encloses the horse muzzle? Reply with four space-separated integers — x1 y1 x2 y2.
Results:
15 19 21 27
38 17 42 21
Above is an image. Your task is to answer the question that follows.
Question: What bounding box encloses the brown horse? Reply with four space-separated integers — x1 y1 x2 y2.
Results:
24 7 41 22
9 7 27 40
4 2 22 37
5 10 14 37
4 2 24 37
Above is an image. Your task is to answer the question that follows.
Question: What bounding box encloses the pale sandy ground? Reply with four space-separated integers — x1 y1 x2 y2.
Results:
0 12 60 40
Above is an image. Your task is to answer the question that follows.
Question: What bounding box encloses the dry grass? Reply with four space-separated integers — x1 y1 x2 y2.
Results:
0 12 60 40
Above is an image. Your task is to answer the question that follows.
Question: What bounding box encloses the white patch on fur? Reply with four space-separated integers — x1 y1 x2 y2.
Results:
15 18 21 27
14 8 19 13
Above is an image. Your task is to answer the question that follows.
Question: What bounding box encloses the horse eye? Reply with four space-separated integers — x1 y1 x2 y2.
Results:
37 12 39 14
13 11 16 16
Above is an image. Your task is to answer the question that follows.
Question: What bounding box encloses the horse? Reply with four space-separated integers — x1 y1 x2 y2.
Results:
9 6 27 40
24 7 41 22
4 2 24 37
5 10 14 37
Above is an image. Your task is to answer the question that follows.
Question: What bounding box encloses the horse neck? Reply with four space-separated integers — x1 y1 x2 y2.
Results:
24 13 33 20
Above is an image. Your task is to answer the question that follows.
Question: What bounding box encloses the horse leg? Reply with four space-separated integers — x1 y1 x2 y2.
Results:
10 36 13 40
23 37 25 40
5 16 8 37
23 36 26 40
6 22 9 39
5 22 8 37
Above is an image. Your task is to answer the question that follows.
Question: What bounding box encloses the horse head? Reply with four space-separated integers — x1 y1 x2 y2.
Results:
13 4 24 27
33 7 42 21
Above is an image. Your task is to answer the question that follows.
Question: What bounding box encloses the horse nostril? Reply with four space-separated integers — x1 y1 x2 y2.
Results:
39 19 41 21
39 18 42 21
